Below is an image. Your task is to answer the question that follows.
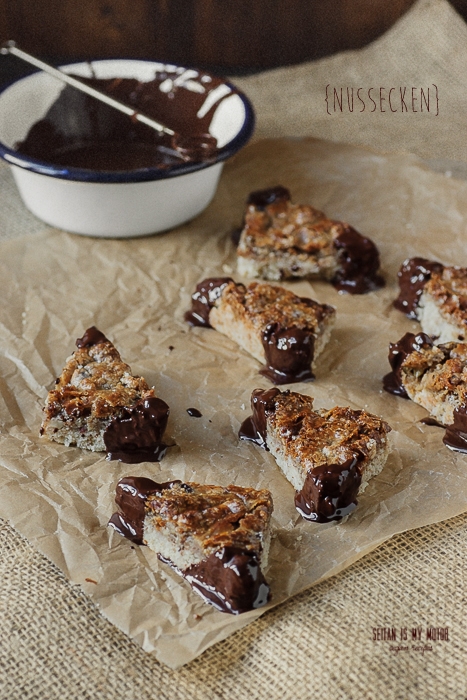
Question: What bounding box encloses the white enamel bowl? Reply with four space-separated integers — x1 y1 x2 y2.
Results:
0 59 255 237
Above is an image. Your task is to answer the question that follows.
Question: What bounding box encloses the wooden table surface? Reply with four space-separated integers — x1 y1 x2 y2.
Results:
0 0 448 74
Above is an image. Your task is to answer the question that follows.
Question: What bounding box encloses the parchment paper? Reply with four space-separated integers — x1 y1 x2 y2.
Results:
1 137 467 669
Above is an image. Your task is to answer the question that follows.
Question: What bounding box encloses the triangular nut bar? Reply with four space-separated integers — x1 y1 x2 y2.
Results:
109 477 273 614
240 388 391 522
185 277 335 384
40 327 169 463
383 331 467 453
235 186 384 294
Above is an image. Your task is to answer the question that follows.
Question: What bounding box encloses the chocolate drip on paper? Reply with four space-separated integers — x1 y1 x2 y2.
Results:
331 226 384 294
393 257 444 319
187 407 202 417
443 406 467 453
104 396 170 463
383 332 434 398
184 277 233 327
76 326 109 348
108 476 180 544
294 456 364 523
260 323 315 385
238 387 281 448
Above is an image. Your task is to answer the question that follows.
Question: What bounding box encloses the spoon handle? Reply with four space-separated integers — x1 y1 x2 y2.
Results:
1 41 175 137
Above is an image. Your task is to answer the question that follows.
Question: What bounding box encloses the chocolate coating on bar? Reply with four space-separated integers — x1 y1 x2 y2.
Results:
104 396 170 463
294 456 363 522
108 476 180 544
393 257 444 318
238 387 281 448
383 332 434 398
184 277 233 327
443 406 467 453
332 226 384 294
184 547 270 614
75 326 109 348
260 324 314 384
247 186 291 209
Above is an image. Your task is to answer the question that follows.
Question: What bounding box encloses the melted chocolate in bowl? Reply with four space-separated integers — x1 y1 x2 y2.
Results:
14 71 231 171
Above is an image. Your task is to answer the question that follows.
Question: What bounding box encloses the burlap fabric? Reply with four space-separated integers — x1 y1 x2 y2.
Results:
1 0 467 696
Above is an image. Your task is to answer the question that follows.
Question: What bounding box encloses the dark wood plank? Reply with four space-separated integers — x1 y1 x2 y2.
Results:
1 0 461 74
193 0 417 69
1 0 156 60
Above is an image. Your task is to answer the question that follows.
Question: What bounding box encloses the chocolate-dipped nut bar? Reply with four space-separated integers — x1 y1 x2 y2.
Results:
41 327 169 463
383 331 467 452
235 186 384 294
185 278 335 384
240 388 391 522
394 257 467 342
109 477 273 614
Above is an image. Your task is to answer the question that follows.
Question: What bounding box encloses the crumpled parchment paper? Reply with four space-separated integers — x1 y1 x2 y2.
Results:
1 138 467 668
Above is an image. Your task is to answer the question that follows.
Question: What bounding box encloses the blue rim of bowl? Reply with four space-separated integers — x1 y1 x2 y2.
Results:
0 59 255 183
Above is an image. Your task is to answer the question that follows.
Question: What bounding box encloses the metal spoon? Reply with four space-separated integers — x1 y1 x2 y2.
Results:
1 41 217 162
